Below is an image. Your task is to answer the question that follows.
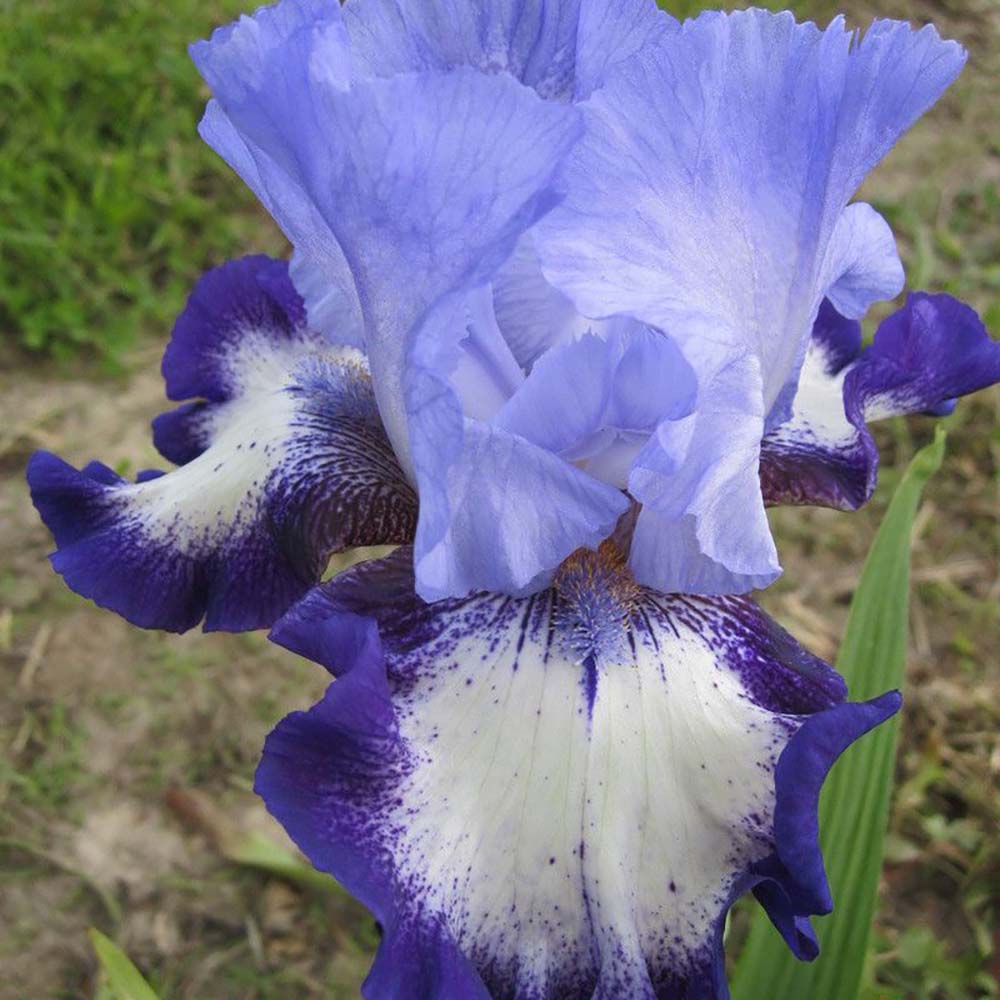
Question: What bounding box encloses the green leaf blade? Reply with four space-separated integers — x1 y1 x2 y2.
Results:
88 928 162 1000
731 427 948 1000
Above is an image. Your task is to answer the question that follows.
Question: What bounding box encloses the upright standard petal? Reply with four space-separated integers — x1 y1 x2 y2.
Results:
343 0 675 102
628 353 781 594
536 10 965 593
199 0 748 601
495 321 697 485
194 0 583 461
573 0 677 99
406 291 630 601
27 258 416 633
344 0 583 100
761 293 1000 509
260 546 899 999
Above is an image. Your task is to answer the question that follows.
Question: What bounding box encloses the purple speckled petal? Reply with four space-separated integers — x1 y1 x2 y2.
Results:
27 258 416 633
762 293 1000 509
260 546 898 999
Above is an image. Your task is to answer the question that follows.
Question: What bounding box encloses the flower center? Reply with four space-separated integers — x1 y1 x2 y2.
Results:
553 539 641 667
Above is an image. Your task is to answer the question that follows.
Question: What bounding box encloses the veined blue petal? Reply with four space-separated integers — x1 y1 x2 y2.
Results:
491 236 592 371
538 12 963 406
27 258 415 633
628 354 780 594
536 10 964 590
405 299 627 600
192 0 362 354
495 322 696 486
197 0 746 602
573 0 677 99
343 0 674 103
344 0 582 100
288 248 364 349
194 1 583 472
822 203 904 322
261 546 899 1000
449 290 527 425
761 293 1000 509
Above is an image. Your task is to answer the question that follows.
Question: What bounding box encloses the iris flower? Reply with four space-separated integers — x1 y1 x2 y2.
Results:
26 0 1000 996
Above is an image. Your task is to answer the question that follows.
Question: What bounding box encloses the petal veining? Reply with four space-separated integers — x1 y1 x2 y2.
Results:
535 10 964 589
194 0 584 472
761 294 1000 509
538 11 964 409
27 257 416 633
260 547 899 999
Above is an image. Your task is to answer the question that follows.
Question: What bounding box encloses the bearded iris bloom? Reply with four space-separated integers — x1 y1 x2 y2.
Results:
25 0 1000 997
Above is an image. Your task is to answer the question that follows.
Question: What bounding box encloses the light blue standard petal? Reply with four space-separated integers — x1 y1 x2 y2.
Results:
822 203 904 322
288 248 364 349
27 258 415 633
194 1 583 475
406 290 629 601
260 545 899 1000
342 0 675 102
573 0 678 99
628 354 781 594
762 293 1000 510
202 31 596 603
196 0 726 601
203 0 674 361
539 11 963 406
536 10 965 592
192 0 363 358
343 0 583 100
490 235 593 370
495 321 697 486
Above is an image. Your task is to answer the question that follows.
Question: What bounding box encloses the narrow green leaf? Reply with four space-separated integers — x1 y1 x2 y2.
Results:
731 427 947 1000
224 829 340 894
88 928 162 1000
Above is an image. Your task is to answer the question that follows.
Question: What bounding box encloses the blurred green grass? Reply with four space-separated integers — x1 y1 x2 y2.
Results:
0 0 281 363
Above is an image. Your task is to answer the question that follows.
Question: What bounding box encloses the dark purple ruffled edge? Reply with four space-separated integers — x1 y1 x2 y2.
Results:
761 293 1000 510
26 258 417 634
26 451 329 633
155 255 311 465
258 561 902 999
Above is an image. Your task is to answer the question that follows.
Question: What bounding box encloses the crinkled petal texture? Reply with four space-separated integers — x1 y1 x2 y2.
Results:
192 0 584 462
761 293 1000 509
27 257 416 633
344 0 674 100
192 0 707 601
259 546 899 999
537 10 965 594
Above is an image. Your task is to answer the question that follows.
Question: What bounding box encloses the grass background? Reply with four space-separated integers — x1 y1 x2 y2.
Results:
0 0 997 998
0 0 283 363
